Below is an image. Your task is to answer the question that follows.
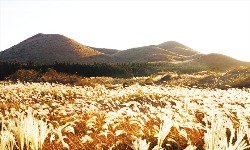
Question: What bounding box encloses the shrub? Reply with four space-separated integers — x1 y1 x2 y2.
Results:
41 68 81 85
158 74 172 83
6 69 41 82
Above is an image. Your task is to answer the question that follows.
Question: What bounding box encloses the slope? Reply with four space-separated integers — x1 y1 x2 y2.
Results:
194 53 250 67
113 41 202 63
90 47 120 55
158 41 200 56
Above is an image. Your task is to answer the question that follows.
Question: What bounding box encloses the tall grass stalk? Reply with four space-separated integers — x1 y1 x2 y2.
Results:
204 112 250 150
0 117 16 150
2 107 52 150
132 137 150 150
154 116 173 150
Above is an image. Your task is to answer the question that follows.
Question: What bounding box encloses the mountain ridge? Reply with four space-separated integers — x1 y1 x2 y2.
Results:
0 33 249 67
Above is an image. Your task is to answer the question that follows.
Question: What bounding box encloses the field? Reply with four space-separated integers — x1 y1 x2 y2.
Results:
1 67 250 150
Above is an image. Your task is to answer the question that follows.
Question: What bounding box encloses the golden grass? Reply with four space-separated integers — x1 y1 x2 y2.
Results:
0 81 250 149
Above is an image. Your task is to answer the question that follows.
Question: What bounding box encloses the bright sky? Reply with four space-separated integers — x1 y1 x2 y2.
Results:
0 0 250 62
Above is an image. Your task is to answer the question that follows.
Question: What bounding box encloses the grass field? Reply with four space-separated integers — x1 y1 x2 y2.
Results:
1 75 250 149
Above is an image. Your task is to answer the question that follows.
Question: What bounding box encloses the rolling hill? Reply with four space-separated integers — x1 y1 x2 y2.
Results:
113 41 206 63
191 53 250 67
0 33 102 64
113 45 184 63
0 33 249 68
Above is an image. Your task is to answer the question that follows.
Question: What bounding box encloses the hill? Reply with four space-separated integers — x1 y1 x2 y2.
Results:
195 53 250 67
113 41 203 63
0 33 102 64
113 45 182 63
176 53 250 68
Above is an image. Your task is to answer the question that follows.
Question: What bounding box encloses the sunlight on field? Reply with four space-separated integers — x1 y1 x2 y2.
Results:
1 82 250 149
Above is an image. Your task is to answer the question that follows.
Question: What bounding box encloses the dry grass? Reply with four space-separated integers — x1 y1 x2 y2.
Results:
6 66 250 89
0 80 250 149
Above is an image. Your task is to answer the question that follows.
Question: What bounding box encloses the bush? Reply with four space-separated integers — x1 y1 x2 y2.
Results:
41 68 82 85
159 74 172 82
6 69 41 82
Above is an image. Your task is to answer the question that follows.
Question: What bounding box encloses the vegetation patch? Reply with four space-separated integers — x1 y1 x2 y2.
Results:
0 82 250 149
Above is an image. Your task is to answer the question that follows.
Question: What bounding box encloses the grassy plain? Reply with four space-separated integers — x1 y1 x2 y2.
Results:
0 67 250 150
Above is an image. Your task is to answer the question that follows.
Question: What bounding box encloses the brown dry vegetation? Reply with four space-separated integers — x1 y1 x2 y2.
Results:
1 81 250 149
6 66 250 89
1 66 250 149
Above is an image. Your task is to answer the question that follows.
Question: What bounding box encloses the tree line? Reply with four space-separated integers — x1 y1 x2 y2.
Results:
0 62 163 80
0 61 208 80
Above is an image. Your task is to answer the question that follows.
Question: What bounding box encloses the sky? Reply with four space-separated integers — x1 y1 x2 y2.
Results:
0 0 250 62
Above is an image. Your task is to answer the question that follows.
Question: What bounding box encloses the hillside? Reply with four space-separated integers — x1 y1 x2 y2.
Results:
90 47 120 55
158 41 200 56
195 53 250 67
114 45 178 63
113 41 199 63
0 33 102 64
175 53 250 68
